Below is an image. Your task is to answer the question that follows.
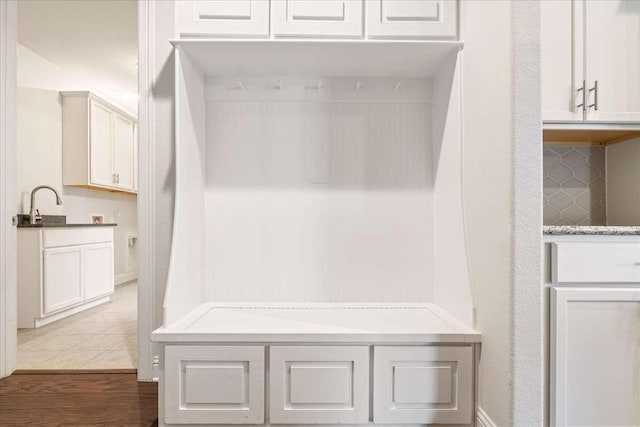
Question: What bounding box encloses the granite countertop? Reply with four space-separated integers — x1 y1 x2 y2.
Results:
543 225 640 236
16 214 117 229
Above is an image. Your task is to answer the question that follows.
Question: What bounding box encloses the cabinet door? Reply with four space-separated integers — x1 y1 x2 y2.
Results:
373 346 473 424
43 246 84 314
269 346 369 424
89 100 115 188
165 346 265 424
271 0 363 38
541 0 584 122
366 0 457 39
178 0 270 37
551 287 640 427
83 243 114 301
584 0 640 122
112 114 136 191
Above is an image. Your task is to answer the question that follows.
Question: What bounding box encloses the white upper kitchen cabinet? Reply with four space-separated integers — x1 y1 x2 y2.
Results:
62 92 137 194
178 0 270 38
542 0 640 123
367 0 457 39
272 0 363 38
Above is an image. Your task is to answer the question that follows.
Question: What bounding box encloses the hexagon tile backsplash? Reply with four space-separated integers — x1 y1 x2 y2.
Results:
543 145 606 226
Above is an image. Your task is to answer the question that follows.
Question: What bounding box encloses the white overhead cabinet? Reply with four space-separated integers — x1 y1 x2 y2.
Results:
542 0 640 123
62 92 137 194
272 0 363 38
177 0 457 39
367 0 457 39
178 0 270 37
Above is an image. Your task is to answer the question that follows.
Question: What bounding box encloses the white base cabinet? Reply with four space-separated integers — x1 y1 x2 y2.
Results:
17 227 115 328
551 287 640 427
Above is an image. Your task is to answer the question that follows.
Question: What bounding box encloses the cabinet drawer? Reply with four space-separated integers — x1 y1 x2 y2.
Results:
178 0 270 38
373 346 473 424
42 228 113 248
272 0 363 38
269 346 369 424
552 242 640 284
165 345 265 424
367 0 457 39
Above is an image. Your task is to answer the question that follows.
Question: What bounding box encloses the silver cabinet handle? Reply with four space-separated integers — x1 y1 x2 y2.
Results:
116 173 120 184
576 80 586 112
588 80 598 111
112 173 117 184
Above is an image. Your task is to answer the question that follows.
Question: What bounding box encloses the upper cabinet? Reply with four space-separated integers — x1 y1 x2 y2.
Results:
367 0 456 39
177 0 457 39
178 0 270 37
272 0 363 38
542 0 640 123
62 92 137 194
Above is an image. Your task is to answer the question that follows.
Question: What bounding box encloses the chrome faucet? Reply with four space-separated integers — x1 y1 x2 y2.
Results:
29 185 62 224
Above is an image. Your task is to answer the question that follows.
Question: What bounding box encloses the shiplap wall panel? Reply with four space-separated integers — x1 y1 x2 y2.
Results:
204 100 434 302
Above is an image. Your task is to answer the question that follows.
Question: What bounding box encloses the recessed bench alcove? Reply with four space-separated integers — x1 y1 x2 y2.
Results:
152 38 481 426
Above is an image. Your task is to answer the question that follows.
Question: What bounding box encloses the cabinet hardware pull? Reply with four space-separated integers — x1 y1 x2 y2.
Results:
588 80 598 111
112 173 117 183
576 80 586 112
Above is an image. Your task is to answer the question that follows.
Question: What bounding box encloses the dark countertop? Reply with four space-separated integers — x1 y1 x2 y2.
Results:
16 214 117 229
543 225 640 236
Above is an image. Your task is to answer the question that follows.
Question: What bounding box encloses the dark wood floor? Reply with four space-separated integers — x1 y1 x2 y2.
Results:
0 371 158 426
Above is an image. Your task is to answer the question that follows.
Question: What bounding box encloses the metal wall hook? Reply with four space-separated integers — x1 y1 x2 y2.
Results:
275 80 283 90
307 81 323 91
229 81 244 90
394 82 403 91
356 81 362 91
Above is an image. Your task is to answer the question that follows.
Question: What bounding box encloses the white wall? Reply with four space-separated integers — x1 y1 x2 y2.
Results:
16 44 137 280
607 137 640 226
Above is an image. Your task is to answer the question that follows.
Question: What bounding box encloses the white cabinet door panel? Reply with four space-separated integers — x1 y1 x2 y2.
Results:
373 346 473 424
165 345 264 424
83 243 114 301
43 247 84 314
367 0 456 39
541 0 584 122
112 114 136 191
89 100 114 187
178 0 270 37
584 0 640 123
272 0 363 37
269 346 369 424
552 242 640 284
551 287 640 427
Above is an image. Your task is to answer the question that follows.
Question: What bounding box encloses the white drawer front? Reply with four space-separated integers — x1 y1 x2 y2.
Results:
42 227 113 248
552 242 640 284
272 0 363 37
367 0 457 39
178 0 270 37
373 346 473 424
269 346 369 424
165 346 264 424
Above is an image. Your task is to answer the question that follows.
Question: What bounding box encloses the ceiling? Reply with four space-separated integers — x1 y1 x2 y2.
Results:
18 0 137 94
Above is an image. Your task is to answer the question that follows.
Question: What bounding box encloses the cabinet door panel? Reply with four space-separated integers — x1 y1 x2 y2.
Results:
112 114 136 191
269 346 369 424
83 243 114 300
43 247 84 314
178 0 270 37
584 0 640 122
367 0 456 39
165 346 265 424
551 287 640 427
272 0 363 37
89 100 114 187
373 346 473 424
541 0 584 122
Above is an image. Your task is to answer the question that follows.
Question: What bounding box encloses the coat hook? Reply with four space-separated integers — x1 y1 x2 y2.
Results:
394 81 403 91
275 79 283 90
356 81 362 91
306 81 323 91
229 81 244 90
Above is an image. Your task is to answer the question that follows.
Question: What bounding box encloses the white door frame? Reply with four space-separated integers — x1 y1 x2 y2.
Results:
0 0 17 379
0 0 155 381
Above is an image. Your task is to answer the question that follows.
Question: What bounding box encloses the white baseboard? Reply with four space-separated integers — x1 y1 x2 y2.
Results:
115 271 138 285
477 407 498 427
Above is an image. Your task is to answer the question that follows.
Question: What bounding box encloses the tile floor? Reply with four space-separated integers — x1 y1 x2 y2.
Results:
17 281 137 369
